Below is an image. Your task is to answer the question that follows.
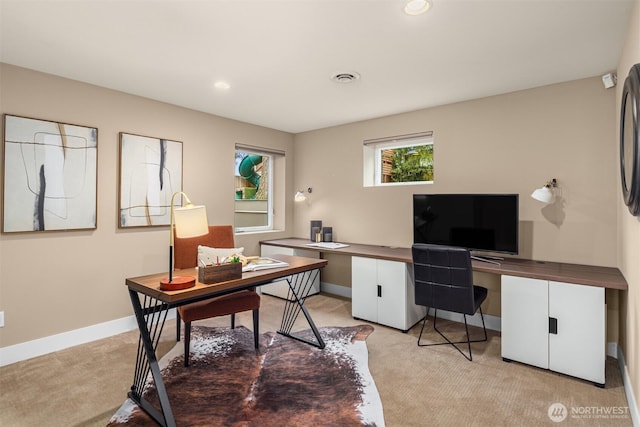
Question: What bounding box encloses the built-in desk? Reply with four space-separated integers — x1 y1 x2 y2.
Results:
260 237 627 290
261 237 628 386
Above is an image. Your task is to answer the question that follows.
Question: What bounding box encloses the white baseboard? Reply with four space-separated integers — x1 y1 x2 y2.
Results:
0 309 176 367
617 346 640 426
425 307 502 332
608 342 619 359
320 282 351 299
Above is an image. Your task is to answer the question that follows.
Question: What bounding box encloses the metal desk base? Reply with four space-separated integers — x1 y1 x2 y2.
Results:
127 268 325 426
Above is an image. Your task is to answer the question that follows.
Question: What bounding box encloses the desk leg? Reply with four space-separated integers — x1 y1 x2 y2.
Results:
128 289 175 427
277 269 326 349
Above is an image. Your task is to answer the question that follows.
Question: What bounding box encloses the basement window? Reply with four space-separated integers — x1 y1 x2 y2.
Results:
363 132 434 187
234 144 284 232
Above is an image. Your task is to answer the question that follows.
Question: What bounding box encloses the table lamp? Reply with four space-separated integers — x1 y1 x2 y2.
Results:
160 191 209 290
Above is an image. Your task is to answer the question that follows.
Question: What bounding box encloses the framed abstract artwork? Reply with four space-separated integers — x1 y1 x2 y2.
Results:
118 132 183 228
2 114 98 233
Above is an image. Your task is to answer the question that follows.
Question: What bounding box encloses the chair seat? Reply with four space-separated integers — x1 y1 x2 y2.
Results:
178 290 260 323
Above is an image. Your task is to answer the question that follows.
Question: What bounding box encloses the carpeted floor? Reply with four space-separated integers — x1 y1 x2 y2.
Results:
0 293 633 426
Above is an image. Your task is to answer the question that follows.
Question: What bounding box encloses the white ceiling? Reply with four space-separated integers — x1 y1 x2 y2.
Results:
0 0 634 134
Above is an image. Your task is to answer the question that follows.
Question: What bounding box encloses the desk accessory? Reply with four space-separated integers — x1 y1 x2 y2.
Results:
323 226 332 242
198 261 242 284
242 257 289 272
310 220 322 242
306 242 349 249
160 191 209 290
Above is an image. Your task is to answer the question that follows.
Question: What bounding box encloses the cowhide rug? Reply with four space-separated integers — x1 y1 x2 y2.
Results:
107 324 384 426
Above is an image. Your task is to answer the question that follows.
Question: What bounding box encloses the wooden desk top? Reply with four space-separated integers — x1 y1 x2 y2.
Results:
260 238 627 290
126 254 328 304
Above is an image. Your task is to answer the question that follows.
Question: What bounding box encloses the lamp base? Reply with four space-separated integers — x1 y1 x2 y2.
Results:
160 275 196 290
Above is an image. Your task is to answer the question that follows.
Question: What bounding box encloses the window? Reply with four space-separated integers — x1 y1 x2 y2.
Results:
363 132 433 187
234 144 284 232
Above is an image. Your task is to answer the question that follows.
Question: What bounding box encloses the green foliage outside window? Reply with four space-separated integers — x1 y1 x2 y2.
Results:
389 145 434 182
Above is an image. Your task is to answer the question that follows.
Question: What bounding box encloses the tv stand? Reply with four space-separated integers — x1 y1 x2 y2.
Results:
471 255 503 266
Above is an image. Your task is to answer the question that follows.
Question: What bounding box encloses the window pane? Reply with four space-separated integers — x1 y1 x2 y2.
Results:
234 151 271 230
379 144 433 184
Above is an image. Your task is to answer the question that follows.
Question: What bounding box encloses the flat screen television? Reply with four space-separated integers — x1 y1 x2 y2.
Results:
413 194 519 255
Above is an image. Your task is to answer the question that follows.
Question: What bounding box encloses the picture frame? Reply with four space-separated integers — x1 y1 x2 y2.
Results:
2 114 98 233
118 132 183 228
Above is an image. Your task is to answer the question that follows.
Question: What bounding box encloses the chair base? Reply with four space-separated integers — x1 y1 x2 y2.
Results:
417 307 488 361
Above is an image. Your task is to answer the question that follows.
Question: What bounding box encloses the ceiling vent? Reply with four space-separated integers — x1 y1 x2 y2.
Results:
331 72 361 84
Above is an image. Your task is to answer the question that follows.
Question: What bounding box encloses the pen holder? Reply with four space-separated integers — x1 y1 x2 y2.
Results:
198 262 242 284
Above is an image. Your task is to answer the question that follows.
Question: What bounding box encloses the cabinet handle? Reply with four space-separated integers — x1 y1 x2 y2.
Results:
549 317 558 335
377 285 382 298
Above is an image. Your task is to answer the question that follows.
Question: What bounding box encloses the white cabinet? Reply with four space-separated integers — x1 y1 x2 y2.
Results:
260 244 320 299
501 276 549 369
501 275 605 385
351 256 426 331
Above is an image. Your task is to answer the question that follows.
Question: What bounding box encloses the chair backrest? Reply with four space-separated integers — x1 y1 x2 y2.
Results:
174 225 235 269
411 243 476 315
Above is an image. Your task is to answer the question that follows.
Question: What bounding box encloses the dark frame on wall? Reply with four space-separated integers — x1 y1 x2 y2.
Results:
620 64 640 217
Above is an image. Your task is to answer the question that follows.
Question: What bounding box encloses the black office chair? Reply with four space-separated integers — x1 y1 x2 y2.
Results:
411 243 488 361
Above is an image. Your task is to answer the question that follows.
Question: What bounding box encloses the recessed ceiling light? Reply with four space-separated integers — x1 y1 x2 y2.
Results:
404 0 431 15
214 81 231 90
331 72 361 84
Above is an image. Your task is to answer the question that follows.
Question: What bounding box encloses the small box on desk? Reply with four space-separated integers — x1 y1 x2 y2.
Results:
198 262 242 284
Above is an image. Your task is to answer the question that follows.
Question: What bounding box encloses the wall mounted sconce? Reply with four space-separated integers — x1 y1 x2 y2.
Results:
160 191 209 290
531 179 558 204
295 187 312 202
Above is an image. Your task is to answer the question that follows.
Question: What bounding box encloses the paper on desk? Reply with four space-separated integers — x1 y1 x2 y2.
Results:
305 242 350 249
242 257 289 272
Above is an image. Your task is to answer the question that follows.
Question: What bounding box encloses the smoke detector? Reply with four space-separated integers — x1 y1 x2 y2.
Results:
331 72 361 84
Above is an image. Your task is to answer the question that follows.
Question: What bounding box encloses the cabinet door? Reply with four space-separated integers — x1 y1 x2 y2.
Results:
501 275 549 369
376 259 408 330
549 281 605 384
351 257 379 322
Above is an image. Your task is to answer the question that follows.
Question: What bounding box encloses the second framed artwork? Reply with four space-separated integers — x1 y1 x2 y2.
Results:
118 133 183 228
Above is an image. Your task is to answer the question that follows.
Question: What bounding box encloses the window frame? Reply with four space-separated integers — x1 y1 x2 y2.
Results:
234 144 283 233
363 132 434 187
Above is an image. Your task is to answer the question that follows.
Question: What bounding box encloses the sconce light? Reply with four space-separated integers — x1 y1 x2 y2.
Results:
531 179 558 204
160 191 209 290
294 187 312 202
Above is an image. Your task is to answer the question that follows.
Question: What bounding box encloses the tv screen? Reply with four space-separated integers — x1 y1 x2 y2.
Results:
413 194 519 254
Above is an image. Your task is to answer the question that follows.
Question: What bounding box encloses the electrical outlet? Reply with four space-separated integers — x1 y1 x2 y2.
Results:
0 311 4 328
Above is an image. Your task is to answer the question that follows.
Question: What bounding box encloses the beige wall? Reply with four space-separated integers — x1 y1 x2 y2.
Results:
293 78 617 265
617 0 640 413
0 64 294 347
0 43 629 368
293 77 618 327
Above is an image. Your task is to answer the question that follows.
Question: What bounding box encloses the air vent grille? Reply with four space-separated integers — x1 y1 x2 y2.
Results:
331 72 361 84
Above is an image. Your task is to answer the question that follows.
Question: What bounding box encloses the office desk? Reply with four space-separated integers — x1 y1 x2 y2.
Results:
125 254 327 427
261 238 628 386
260 238 627 289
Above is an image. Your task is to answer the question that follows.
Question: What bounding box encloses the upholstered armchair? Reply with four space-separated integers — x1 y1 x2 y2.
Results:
175 225 260 366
